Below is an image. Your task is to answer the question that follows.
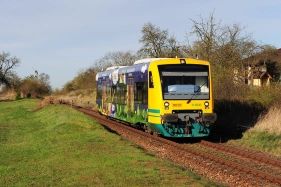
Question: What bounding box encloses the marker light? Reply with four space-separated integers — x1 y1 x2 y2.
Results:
180 59 186 64
164 102 169 107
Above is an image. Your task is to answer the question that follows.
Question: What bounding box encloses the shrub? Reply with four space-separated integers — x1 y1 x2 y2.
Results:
246 83 281 108
15 92 21 100
26 93 31 98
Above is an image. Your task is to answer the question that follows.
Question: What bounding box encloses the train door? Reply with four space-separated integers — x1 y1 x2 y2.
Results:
102 80 106 111
127 78 134 114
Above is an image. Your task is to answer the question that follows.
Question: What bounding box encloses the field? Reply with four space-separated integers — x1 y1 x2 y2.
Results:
0 99 220 187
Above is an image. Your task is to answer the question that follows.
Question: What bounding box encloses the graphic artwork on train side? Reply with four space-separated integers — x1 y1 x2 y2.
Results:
96 58 217 138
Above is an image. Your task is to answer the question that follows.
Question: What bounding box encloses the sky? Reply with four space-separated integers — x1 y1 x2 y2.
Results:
1 0 281 89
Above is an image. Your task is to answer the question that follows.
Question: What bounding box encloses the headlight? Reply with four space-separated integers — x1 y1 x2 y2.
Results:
204 101 209 107
164 102 169 107
204 101 209 109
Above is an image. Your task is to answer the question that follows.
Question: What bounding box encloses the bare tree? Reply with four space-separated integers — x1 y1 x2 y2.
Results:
38 73 52 93
139 22 182 58
185 11 259 69
62 50 139 92
187 11 221 61
20 73 51 98
185 11 276 100
92 50 139 72
102 50 139 66
0 51 20 87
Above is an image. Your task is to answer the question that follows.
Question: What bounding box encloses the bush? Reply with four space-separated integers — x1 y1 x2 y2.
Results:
246 83 281 108
213 68 250 101
26 93 31 98
15 92 21 100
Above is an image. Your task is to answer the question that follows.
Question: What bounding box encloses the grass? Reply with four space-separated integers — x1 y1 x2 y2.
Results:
252 107 281 134
228 130 281 157
0 99 221 187
227 107 281 157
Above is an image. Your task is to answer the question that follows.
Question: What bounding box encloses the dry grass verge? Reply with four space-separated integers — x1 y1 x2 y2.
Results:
251 107 281 134
0 90 16 100
35 93 95 110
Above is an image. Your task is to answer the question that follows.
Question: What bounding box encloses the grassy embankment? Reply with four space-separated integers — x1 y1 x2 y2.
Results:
0 99 221 187
57 91 281 158
227 107 281 157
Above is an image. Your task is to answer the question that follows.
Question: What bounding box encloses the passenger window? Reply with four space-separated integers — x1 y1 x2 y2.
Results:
143 83 148 104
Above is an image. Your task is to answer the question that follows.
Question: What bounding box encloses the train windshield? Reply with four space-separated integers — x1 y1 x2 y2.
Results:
159 64 210 100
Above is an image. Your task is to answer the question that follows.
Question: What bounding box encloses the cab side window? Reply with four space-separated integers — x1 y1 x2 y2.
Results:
149 71 154 88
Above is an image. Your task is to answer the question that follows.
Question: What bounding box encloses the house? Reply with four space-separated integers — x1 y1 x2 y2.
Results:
243 48 281 87
246 66 272 87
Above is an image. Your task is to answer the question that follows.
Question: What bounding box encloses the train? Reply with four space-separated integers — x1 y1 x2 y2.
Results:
95 58 217 138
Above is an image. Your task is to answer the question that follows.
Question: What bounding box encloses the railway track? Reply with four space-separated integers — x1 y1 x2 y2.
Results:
69 104 281 187
199 140 281 168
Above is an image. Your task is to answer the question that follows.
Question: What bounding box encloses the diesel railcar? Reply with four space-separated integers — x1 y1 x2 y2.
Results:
96 58 217 138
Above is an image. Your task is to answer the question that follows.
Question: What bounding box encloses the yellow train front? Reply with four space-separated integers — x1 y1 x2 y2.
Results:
96 58 217 138
147 58 216 137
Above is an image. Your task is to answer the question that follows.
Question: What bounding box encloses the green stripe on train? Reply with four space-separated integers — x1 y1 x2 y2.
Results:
148 109 160 113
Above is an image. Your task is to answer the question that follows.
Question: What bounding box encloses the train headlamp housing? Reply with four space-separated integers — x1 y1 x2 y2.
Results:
204 101 209 109
180 59 186 64
164 102 169 110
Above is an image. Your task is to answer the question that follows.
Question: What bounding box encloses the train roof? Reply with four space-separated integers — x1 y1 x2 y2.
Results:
133 58 169 64
96 59 152 83
105 66 127 70
98 58 160 75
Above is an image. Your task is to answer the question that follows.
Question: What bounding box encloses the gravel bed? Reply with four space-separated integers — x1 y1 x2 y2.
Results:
104 122 279 187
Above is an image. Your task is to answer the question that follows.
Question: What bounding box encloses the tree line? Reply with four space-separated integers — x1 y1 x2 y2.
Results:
0 51 51 98
60 12 281 108
2 12 281 107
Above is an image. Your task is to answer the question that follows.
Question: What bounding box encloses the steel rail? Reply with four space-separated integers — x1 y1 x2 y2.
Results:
200 140 281 168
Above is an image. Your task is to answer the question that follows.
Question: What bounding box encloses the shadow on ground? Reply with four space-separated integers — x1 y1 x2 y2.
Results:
209 99 267 142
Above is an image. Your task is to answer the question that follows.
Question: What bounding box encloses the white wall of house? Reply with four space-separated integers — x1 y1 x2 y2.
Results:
253 79 261 86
